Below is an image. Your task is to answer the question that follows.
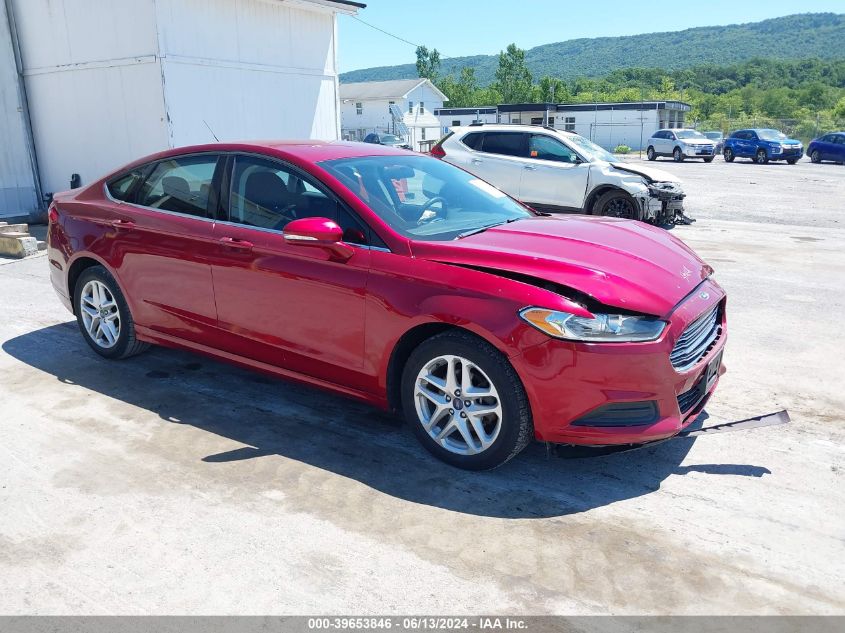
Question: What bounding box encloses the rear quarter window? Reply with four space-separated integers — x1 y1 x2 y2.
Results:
107 169 145 202
461 132 483 150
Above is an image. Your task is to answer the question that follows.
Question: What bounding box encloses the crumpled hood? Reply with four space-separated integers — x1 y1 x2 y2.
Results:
609 162 681 184
411 216 712 316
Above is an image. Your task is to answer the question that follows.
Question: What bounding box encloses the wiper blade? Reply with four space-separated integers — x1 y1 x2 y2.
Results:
456 217 520 239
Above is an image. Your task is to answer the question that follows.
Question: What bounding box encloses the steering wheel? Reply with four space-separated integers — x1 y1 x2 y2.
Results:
417 196 448 224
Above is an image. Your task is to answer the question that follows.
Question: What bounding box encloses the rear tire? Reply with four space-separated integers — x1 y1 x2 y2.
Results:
593 190 642 221
74 266 149 360
786 158 797 165
704 157 714 163
756 149 769 164
724 148 735 162
673 147 684 162
401 331 532 470
646 146 656 161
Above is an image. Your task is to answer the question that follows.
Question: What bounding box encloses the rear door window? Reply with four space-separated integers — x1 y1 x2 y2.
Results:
136 155 220 218
480 132 527 157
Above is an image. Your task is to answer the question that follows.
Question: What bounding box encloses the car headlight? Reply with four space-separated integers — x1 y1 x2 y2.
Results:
770 144 782 154
519 307 666 343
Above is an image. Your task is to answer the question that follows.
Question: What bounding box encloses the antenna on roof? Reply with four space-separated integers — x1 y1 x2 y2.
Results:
204 120 220 143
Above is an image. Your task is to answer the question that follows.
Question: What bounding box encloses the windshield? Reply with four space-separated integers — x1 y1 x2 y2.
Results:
564 134 617 162
318 155 532 241
758 129 787 141
379 134 403 144
704 131 722 140
675 130 706 139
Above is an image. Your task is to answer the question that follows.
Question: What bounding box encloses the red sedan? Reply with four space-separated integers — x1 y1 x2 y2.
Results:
47 141 726 470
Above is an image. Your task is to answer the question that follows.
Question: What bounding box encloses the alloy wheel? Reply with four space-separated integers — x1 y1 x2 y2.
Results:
604 196 636 219
79 279 121 348
811 150 820 163
413 354 502 456
756 150 768 164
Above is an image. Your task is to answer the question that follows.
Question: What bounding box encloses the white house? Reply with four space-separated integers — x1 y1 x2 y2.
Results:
434 101 692 151
339 78 447 151
0 0 363 220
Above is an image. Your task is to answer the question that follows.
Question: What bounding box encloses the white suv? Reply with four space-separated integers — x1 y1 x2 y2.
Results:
646 129 716 162
432 124 688 224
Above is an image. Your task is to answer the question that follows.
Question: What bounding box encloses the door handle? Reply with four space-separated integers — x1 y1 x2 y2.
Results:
471 158 483 164
219 236 254 250
110 219 135 230
523 165 536 171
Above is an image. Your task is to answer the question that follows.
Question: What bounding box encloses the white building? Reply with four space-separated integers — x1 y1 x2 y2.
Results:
434 101 692 151
0 0 363 220
434 107 498 135
339 78 447 151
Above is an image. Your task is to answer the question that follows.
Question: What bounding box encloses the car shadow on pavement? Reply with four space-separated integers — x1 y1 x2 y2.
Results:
4 322 769 519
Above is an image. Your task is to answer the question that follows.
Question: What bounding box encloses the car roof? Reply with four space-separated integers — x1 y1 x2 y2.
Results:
133 140 410 165
94 140 416 184
451 123 577 137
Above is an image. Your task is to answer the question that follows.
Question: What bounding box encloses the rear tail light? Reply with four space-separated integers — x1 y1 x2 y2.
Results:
429 142 446 158
48 204 58 224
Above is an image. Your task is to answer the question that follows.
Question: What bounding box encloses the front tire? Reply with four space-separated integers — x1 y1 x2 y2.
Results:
74 266 148 359
786 158 798 165
646 146 656 161
704 157 714 163
811 150 821 164
673 147 684 162
593 190 642 221
756 149 769 164
401 331 532 470
724 148 735 162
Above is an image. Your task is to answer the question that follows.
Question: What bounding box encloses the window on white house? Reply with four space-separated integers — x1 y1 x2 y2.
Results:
420 102 425 113
564 116 575 132
356 102 363 115
421 128 426 140
409 101 414 113
452 120 461 127
388 101 395 111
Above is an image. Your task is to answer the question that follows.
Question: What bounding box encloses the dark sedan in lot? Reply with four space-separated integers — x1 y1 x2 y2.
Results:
47 141 726 470
807 132 845 164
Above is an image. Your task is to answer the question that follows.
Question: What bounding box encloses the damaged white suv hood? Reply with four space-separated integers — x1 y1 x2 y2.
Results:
608 161 681 184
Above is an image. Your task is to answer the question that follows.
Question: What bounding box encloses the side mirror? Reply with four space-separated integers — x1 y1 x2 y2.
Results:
283 217 354 261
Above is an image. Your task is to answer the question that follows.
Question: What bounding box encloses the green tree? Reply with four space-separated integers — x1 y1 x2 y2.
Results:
494 44 533 104
415 46 441 81
536 76 567 102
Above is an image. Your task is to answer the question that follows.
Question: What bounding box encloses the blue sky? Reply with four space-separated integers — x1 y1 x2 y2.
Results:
338 0 844 73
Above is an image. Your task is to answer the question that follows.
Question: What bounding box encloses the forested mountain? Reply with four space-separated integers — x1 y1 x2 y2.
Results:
340 13 845 84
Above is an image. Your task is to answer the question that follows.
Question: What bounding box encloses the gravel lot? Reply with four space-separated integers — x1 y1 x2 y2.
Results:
1 158 843 615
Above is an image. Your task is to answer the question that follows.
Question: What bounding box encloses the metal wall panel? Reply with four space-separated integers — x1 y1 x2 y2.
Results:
24 60 170 194
159 0 340 145
12 0 158 71
162 59 339 146
0 0 39 217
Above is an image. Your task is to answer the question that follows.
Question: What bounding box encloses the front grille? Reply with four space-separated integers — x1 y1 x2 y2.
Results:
677 376 706 414
670 303 722 371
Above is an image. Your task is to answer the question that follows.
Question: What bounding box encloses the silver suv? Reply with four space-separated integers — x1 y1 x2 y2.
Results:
646 129 716 162
432 124 688 225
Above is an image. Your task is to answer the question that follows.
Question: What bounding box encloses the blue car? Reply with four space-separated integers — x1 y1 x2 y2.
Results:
723 129 804 164
807 132 845 164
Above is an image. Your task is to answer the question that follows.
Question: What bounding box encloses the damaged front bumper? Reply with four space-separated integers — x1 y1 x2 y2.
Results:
644 182 687 225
